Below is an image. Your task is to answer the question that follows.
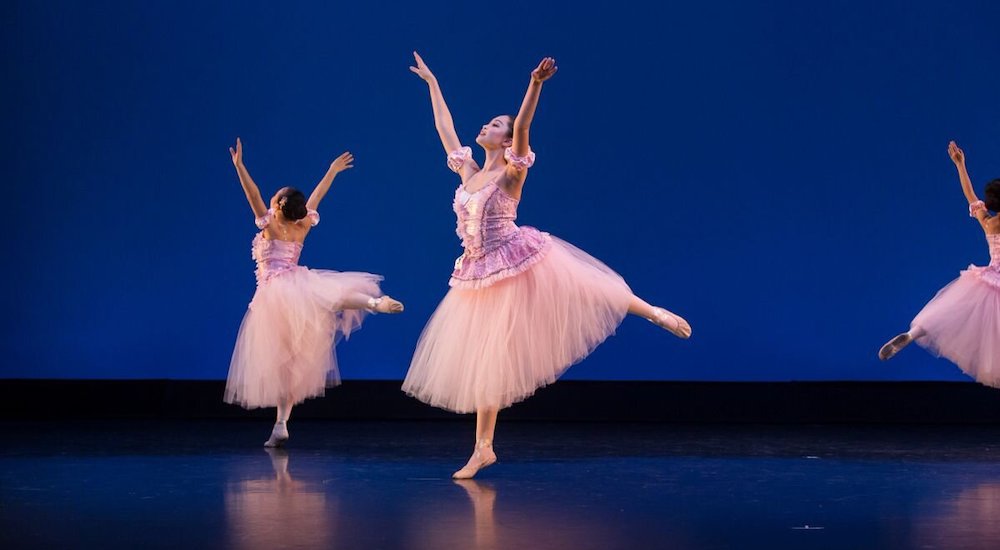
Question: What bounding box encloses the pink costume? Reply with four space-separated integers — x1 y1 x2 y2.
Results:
402 147 633 413
911 200 1000 386
225 209 384 408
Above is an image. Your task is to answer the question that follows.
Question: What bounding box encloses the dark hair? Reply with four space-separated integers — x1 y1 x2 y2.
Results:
985 179 1000 213
502 115 515 140
278 188 308 220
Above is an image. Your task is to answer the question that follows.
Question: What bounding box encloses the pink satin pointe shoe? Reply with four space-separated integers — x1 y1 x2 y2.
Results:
367 296 405 314
264 420 289 448
649 307 692 339
453 439 497 479
878 333 912 361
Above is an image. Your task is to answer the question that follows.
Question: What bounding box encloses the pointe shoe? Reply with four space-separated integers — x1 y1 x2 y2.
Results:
649 307 692 339
452 440 497 480
878 333 912 361
368 296 405 314
264 420 289 448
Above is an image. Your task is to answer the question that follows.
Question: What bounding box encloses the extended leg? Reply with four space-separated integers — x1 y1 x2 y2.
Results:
628 294 692 339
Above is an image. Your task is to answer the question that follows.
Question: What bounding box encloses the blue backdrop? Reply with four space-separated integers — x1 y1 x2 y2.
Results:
4 1 999 381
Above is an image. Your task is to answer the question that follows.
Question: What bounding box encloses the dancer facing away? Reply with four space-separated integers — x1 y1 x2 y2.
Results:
225 138 404 447
879 141 1000 385
402 53 692 479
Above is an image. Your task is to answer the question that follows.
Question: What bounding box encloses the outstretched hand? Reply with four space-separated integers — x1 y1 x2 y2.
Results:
531 57 558 83
409 51 435 82
330 151 354 174
229 137 243 168
948 141 965 166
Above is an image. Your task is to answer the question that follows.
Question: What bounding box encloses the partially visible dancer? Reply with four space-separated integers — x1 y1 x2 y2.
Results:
879 141 1000 387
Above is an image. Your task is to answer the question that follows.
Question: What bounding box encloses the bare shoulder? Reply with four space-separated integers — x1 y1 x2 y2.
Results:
293 218 314 235
262 217 311 240
459 161 482 184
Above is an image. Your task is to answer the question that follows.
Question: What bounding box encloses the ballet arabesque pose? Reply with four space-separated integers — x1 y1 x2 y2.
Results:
402 53 691 478
225 138 404 447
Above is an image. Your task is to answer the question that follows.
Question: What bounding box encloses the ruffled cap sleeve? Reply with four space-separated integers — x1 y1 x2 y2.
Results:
504 147 536 171
254 209 273 229
447 146 473 173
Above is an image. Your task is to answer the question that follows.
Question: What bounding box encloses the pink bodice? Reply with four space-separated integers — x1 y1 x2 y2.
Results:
988 234 1000 268
252 235 305 284
251 209 319 284
965 234 1000 289
450 178 551 289
965 201 1000 286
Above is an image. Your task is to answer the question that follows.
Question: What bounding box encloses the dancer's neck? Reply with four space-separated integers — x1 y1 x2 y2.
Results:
481 147 506 172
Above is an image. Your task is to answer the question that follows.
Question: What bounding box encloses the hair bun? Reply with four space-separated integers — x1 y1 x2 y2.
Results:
279 188 309 221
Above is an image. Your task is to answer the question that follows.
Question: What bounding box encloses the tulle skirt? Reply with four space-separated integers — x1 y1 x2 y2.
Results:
225 267 383 408
911 266 1000 387
403 236 633 413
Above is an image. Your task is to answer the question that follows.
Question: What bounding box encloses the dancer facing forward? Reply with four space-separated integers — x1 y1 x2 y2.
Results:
879 141 1000 386
403 53 692 479
225 138 403 447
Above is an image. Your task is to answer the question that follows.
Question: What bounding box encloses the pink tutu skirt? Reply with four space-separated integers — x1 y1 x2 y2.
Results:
225 268 383 409
911 265 1000 387
403 236 633 413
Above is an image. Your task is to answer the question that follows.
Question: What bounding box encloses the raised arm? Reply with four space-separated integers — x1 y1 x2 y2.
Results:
229 138 268 218
306 151 354 210
950 141 991 226
410 52 464 154
950 141 979 203
510 57 558 159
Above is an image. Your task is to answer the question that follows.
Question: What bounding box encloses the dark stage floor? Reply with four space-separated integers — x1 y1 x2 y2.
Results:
3 420 1000 549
